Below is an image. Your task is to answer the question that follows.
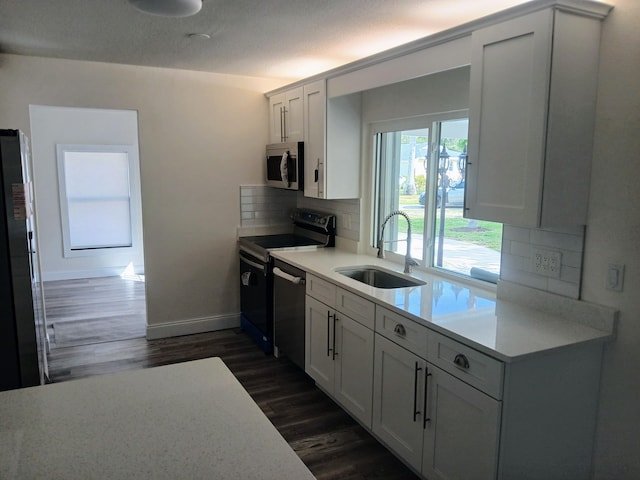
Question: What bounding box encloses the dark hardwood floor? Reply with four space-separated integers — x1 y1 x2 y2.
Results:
45 279 420 480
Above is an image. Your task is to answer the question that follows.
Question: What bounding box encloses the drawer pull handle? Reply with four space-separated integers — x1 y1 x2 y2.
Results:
423 367 432 428
393 324 406 337
454 353 470 370
332 315 338 360
327 312 333 357
413 361 422 422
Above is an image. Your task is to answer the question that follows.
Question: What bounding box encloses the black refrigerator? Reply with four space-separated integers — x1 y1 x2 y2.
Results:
0 129 48 391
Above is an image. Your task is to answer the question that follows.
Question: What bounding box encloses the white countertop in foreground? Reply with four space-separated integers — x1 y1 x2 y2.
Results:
271 249 616 362
0 358 316 480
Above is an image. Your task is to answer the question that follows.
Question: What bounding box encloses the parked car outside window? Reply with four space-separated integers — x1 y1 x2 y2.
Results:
419 181 465 207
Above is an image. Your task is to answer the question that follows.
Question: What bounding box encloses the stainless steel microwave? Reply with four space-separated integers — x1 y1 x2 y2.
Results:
266 142 303 191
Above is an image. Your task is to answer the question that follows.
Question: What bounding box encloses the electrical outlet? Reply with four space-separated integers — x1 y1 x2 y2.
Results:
532 248 562 278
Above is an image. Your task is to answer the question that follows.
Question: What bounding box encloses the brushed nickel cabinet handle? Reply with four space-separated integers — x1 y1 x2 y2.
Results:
413 361 422 422
332 315 338 360
454 353 470 370
326 311 332 357
282 106 288 141
423 367 432 428
280 107 285 142
394 323 406 337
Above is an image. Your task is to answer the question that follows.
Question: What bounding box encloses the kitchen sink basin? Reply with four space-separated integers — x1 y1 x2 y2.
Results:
336 266 426 289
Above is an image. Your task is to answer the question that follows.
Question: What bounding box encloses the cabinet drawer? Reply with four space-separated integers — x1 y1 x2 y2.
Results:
306 274 336 307
336 288 375 329
375 307 429 359
428 331 504 399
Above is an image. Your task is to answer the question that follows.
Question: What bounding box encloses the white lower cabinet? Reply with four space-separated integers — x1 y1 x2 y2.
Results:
422 364 501 480
305 295 334 392
373 332 501 480
372 334 426 471
334 313 374 426
305 279 603 480
305 294 374 427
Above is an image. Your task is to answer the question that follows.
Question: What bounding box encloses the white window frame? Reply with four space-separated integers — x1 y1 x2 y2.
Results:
56 144 142 258
364 110 501 287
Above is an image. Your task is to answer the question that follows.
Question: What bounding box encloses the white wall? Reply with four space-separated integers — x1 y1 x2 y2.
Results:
361 67 470 124
581 0 640 477
0 53 280 335
29 106 144 280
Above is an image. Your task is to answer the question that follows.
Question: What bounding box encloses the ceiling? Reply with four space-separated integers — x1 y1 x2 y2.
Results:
0 0 533 83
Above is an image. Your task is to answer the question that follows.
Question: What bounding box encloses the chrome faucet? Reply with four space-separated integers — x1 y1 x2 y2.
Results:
377 210 420 274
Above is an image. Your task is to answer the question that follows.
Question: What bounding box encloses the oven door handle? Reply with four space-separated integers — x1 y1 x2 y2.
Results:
239 252 266 273
273 267 305 285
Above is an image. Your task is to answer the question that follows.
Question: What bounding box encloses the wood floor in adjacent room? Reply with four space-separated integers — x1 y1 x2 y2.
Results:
44 276 147 348
45 282 420 480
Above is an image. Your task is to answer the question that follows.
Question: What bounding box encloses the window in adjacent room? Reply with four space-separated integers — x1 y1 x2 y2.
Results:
372 114 502 282
57 144 138 257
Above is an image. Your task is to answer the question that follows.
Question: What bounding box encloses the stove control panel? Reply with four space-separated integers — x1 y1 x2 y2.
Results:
291 209 336 234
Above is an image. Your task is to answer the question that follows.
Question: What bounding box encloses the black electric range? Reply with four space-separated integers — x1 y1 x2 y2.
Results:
238 209 336 353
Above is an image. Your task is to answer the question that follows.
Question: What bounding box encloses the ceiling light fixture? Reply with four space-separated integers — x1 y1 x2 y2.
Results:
129 0 202 17
188 33 211 40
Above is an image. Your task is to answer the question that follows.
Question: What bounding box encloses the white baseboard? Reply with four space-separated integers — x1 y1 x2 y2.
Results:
42 265 145 282
146 313 240 340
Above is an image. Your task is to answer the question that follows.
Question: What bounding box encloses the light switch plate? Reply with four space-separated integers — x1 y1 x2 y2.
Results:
606 263 625 292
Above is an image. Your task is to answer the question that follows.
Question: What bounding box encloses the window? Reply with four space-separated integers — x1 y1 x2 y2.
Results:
373 114 502 282
57 144 139 257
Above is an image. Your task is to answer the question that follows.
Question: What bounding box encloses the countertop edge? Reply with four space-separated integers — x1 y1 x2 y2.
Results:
271 249 615 364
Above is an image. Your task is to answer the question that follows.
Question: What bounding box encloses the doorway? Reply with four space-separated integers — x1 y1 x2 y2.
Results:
29 105 146 349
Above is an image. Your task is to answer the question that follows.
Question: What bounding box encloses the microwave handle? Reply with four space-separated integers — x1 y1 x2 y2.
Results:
280 151 290 187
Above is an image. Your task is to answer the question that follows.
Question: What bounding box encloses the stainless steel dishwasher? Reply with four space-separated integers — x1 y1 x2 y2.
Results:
273 259 306 370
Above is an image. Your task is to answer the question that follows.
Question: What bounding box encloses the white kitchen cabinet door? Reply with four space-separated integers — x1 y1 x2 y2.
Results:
303 79 361 199
466 8 605 227
303 79 325 198
269 93 285 144
422 365 501 480
333 314 374 428
305 295 334 393
372 334 425 472
466 9 552 227
269 87 303 144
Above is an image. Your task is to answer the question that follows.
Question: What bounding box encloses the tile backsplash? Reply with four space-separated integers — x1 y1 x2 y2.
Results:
500 225 585 299
239 185 361 242
240 185 297 227
240 185 585 300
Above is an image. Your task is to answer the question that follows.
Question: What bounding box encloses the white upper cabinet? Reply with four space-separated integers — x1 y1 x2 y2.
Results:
465 7 608 227
269 86 303 144
303 79 361 199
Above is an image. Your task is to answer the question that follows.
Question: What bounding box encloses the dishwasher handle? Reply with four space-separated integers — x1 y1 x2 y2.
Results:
273 266 306 285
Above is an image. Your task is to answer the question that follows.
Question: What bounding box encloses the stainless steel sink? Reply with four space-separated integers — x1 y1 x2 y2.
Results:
336 266 426 289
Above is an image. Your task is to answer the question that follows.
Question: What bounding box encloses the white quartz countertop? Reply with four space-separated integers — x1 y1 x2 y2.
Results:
270 249 616 362
0 358 316 480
